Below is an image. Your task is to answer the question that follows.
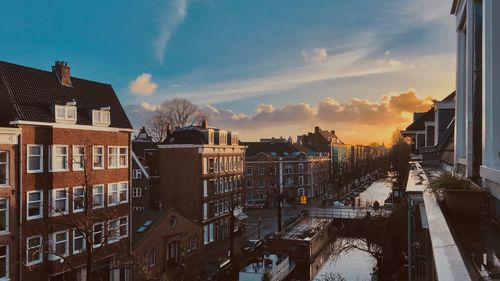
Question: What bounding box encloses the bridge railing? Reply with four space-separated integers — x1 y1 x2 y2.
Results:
306 208 391 219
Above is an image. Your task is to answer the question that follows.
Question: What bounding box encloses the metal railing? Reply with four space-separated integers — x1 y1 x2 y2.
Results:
306 207 391 219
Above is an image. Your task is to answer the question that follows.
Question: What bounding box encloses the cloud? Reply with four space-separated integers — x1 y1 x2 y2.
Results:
376 59 402 67
201 89 434 144
129 73 158 96
140 102 159 111
155 0 189 62
385 51 390 55
302 48 328 62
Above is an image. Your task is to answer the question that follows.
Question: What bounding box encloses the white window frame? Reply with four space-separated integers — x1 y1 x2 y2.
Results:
92 185 104 209
26 235 43 266
55 105 77 124
119 216 128 239
49 145 69 172
92 146 104 170
93 223 104 248
49 230 69 261
132 188 141 198
72 145 85 171
73 186 85 213
0 244 8 280
132 169 142 179
0 199 8 234
0 152 8 186
51 188 69 216
92 109 111 127
118 182 128 204
108 183 118 206
108 219 120 244
27 145 43 173
73 229 85 254
27 191 43 220
108 146 128 169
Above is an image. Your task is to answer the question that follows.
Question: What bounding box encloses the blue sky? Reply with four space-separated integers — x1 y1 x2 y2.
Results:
0 0 456 143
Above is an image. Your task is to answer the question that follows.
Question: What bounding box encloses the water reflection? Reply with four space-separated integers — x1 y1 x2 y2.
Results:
356 177 393 208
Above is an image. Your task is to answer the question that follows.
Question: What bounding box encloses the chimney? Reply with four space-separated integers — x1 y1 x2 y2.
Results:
331 130 335 135
52 61 72 87
201 119 208 129
314 126 320 133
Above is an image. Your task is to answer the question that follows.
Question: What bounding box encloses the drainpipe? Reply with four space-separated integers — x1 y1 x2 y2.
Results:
17 133 22 281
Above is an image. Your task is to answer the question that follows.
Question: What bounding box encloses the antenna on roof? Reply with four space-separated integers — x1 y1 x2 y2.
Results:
100 106 111 111
66 100 76 106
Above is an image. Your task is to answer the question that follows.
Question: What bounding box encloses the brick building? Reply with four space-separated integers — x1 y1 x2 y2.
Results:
297 126 342 155
131 208 202 280
157 121 246 247
0 60 133 280
244 138 330 206
0 127 21 280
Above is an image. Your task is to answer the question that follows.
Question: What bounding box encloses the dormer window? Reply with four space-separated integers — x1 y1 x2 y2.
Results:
92 107 111 127
54 104 77 124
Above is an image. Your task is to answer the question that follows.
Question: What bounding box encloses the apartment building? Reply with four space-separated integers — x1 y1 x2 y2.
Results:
244 138 330 206
451 0 500 221
157 121 245 246
0 128 20 281
0 60 133 280
297 126 342 155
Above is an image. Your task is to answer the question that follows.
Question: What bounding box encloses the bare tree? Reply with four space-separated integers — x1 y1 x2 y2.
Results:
145 98 206 142
390 130 411 188
28 143 131 281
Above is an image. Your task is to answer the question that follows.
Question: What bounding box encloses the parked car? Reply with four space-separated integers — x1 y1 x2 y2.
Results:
246 200 266 209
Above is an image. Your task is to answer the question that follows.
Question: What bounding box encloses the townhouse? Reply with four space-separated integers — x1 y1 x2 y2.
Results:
157 121 246 246
244 137 330 206
0 60 133 280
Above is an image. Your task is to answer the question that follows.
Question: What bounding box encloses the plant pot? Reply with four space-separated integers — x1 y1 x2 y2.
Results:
443 189 483 220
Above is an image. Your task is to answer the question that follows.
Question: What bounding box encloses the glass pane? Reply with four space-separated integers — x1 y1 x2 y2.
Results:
56 190 66 199
55 147 66 155
56 107 65 118
56 242 66 255
28 203 40 217
29 146 41 155
0 164 6 184
0 153 6 163
29 192 41 201
55 200 66 212
29 156 40 170
67 108 76 119
0 210 5 231
56 232 67 241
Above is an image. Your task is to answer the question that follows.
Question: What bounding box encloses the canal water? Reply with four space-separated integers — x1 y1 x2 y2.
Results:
301 176 393 281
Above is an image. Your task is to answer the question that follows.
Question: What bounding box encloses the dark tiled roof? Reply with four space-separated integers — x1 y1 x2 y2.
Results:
405 109 434 131
0 61 132 128
443 91 456 101
163 126 207 144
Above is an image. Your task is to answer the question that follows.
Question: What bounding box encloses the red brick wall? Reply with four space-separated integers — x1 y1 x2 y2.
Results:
19 125 131 279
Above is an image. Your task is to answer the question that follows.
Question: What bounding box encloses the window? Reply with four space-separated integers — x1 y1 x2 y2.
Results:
132 188 141 198
92 146 104 169
298 163 304 173
27 145 43 173
93 223 104 248
72 145 85 171
149 248 156 267
246 179 253 188
92 109 111 126
133 169 142 179
26 235 42 265
299 176 304 186
50 230 69 260
119 217 128 238
49 145 68 172
108 147 128 168
119 182 128 203
0 199 7 233
92 185 104 208
27 191 43 219
108 183 119 206
108 219 120 244
73 186 85 212
0 152 7 186
0 245 8 279
73 229 85 254
246 166 253 175
51 188 68 215
55 105 77 123
258 167 264 175
258 178 264 188
284 166 293 174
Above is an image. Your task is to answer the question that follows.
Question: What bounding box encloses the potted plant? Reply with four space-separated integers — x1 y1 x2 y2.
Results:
427 173 483 219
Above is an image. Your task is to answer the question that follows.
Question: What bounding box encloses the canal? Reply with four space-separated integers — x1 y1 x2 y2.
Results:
293 175 393 281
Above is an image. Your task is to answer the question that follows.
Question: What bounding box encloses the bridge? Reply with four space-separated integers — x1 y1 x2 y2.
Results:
305 207 392 220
